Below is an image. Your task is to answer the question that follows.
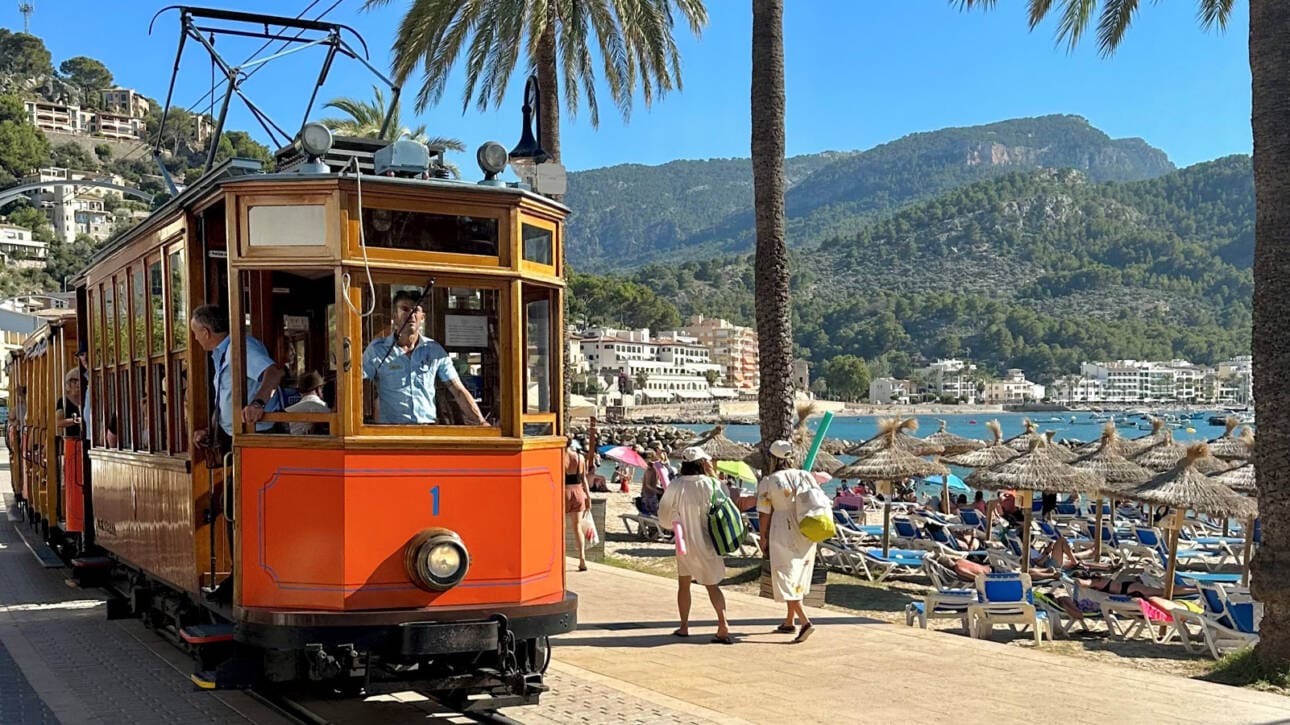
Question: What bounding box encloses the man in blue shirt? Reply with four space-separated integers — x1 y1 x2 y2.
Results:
362 290 485 425
189 305 284 448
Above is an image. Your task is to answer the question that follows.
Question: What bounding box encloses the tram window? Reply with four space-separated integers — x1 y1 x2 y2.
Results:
169 247 186 352
151 362 168 452
523 288 554 415
116 368 131 450
149 261 165 356
170 358 188 452
116 277 129 364
89 288 102 367
132 267 146 361
102 373 117 448
360 208 498 257
522 223 553 266
360 279 499 427
103 283 115 364
248 205 326 247
134 366 149 451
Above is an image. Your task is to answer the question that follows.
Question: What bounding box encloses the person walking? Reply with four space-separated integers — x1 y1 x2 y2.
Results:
756 440 819 643
658 447 732 644
564 438 592 571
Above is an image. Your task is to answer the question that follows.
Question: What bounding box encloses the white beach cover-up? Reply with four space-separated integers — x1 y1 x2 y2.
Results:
658 474 727 586
757 469 819 602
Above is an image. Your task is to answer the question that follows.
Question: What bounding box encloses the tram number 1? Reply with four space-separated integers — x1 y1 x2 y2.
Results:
429 486 441 516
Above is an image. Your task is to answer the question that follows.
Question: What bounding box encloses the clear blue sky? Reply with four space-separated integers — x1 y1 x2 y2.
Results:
0 1 1250 173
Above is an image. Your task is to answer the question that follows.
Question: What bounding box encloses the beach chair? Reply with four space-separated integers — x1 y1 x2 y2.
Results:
968 572 1052 645
620 499 669 541
1134 526 1213 572
818 539 864 576
834 509 883 539
905 558 976 630
925 525 989 563
1054 501 1081 520
1036 520 1090 547
1178 524 1244 566
857 548 927 583
958 508 987 532
1191 583 1260 659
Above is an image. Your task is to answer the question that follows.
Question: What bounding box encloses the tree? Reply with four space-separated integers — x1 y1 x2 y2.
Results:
94 143 112 161
322 85 464 149
823 355 870 402
59 56 113 109
50 142 98 171
0 30 54 79
633 370 650 393
365 0 707 163
957 0 1290 673
0 94 24 124
752 0 794 449
215 131 274 165
703 369 721 386
0 120 49 179
6 205 54 242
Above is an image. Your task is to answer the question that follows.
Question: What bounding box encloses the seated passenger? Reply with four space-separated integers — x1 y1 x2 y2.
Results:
189 305 284 448
285 371 329 435
362 290 485 425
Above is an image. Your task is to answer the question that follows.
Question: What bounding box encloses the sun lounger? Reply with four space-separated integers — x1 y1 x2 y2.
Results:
968 572 1052 645
619 512 669 541
857 548 927 583
1185 583 1260 658
1134 526 1213 571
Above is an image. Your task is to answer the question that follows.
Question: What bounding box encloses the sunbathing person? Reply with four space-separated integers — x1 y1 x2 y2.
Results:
1077 573 1196 599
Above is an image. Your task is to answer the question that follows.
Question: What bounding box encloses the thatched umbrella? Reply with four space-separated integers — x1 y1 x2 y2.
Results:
1131 429 1230 474
1071 423 1155 559
1125 417 1170 456
1207 418 1254 461
846 417 945 458
1042 431 1078 463
1114 443 1258 598
1004 418 1043 453
967 438 1102 573
744 403 843 474
1211 459 1259 584
921 419 985 514
944 420 1018 467
687 423 753 462
834 419 948 556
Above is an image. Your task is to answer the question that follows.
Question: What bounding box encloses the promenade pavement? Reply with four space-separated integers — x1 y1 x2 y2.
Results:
554 559 1290 724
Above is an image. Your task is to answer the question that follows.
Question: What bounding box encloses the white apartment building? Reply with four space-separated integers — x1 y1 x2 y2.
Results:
1047 375 1105 404
680 315 760 389
982 369 1046 404
869 377 913 404
0 224 48 269
24 100 92 135
1216 356 1254 406
1053 357 1254 405
100 87 150 119
577 327 726 404
43 186 111 243
918 358 977 402
90 112 145 141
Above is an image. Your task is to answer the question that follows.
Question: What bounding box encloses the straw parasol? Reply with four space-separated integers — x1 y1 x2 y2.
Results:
846 417 945 458
1114 443 1258 597
922 419 985 513
834 418 949 556
1042 431 1078 463
1206 418 1254 461
1125 417 1170 456
1132 430 1230 474
967 438 1102 572
1004 418 1043 453
1071 423 1155 559
687 423 753 462
744 403 844 474
944 420 1018 467
1212 462 1256 494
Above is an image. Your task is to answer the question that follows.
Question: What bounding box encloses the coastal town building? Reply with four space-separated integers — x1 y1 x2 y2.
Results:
917 358 977 403
679 314 760 389
23 99 145 140
0 224 48 268
100 87 150 119
1047 375 1105 404
869 377 913 405
982 369 1045 405
1049 358 1254 406
16 168 128 244
575 326 730 405
792 360 810 393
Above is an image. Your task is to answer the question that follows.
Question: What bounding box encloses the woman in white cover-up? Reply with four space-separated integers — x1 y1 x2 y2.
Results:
756 439 818 644
658 447 732 644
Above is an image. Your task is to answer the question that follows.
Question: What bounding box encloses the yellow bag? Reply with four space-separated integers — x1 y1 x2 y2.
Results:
798 513 836 543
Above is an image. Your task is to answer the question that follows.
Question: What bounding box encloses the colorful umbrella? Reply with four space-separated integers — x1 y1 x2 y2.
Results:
600 445 647 468
716 460 758 483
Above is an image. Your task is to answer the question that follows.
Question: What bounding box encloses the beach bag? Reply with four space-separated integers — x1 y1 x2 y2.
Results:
794 474 836 543
705 478 746 556
580 509 600 546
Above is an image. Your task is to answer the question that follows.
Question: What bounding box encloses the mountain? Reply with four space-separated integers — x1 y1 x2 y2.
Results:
590 155 1253 384
565 115 1176 272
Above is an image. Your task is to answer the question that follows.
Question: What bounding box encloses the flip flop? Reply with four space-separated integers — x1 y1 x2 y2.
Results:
792 624 814 644
672 629 690 638
710 635 734 645
774 624 796 634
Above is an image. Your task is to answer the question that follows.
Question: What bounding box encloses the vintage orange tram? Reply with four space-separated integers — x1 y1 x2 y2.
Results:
7 14 577 700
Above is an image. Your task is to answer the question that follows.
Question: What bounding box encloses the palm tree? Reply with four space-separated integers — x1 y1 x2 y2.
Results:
321 85 464 150
752 0 794 450
956 0 1290 671
362 0 707 163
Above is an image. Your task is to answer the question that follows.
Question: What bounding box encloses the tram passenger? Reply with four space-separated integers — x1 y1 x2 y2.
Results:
285 371 329 435
189 305 284 449
362 290 485 425
55 369 85 531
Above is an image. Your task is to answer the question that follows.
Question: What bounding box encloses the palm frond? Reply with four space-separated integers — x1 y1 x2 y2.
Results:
1096 0 1140 55
1197 0 1233 30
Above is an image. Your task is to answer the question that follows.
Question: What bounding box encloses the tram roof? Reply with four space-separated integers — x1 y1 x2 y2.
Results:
79 157 570 280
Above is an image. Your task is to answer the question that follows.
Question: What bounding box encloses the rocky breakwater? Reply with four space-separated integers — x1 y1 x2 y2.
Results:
568 422 698 453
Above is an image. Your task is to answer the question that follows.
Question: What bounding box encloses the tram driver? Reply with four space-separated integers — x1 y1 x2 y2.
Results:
189 304 285 449
362 290 485 425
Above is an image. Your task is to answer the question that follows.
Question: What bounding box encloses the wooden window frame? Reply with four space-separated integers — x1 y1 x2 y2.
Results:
345 192 511 271
236 191 341 260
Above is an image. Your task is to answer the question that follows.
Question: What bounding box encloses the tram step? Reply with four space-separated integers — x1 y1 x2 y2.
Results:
15 523 63 568
71 556 113 568
181 623 235 645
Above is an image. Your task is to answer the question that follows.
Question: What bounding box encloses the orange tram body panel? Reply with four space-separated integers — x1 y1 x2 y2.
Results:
8 125 578 706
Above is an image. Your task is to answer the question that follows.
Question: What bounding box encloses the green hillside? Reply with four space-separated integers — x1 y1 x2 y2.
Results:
580 155 1253 384
565 115 1176 271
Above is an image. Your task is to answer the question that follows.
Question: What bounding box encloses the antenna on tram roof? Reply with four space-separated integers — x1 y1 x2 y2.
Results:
146 6 400 185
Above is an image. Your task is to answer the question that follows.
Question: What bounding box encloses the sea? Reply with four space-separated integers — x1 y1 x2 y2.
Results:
598 410 1246 500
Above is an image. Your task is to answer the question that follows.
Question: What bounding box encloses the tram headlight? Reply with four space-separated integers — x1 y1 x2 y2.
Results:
299 122 334 158
477 141 508 182
404 528 470 592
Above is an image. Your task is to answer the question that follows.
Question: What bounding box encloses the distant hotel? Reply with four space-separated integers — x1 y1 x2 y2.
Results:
1050 358 1253 406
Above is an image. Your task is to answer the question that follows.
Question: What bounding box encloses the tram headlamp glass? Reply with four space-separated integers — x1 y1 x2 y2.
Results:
300 122 334 158
477 141 509 180
405 529 470 592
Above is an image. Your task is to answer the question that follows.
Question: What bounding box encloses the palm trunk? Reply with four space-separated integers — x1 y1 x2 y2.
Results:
751 0 793 448
1250 0 1290 669
536 21 561 164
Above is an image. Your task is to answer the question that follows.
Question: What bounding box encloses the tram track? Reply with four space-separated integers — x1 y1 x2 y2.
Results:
247 686 528 725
